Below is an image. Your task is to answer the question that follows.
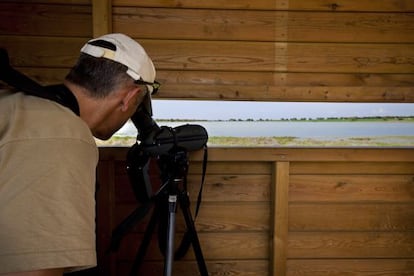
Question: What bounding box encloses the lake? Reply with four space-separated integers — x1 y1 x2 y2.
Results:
116 121 414 138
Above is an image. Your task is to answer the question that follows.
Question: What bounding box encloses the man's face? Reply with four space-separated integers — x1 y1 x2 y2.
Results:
92 84 147 140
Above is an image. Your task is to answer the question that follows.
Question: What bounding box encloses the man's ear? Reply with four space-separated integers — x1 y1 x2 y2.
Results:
121 87 140 112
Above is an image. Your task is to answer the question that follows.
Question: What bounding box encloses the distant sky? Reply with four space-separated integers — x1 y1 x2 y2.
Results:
152 100 414 120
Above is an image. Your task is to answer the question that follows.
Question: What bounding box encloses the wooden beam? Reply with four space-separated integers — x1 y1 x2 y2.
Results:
271 161 290 276
92 0 112 37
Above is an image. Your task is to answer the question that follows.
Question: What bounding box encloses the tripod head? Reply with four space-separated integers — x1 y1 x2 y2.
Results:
131 107 208 156
126 107 208 203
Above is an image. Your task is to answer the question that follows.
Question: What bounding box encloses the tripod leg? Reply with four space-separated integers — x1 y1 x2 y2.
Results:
130 204 159 276
164 195 178 276
179 192 209 276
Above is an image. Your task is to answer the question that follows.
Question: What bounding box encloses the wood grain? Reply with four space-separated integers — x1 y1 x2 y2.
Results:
113 8 414 43
113 0 414 12
97 147 414 275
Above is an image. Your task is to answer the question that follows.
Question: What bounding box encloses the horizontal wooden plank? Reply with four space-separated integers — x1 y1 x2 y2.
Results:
99 147 414 162
144 40 275 72
115 202 270 232
113 8 414 43
290 161 414 174
112 161 271 189
113 7 276 42
0 3 92 37
188 174 271 202
117 232 269 260
113 0 276 10
5 37 411 74
189 161 272 175
289 174 414 202
272 86 414 102
113 160 271 176
288 232 414 258
0 36 84 68
287 259 414 275
285 11 414 43
3 0 89 4
283 43 414 74
195 203 269 231
141 41 414 74
16 67 67 85
200 148 414 162
156 71 414 87
285 0 414 12
155 84 414 102
118 260 269 276
289 203 414 231
19 68 414 88
113 0 414 12
113 172 271 203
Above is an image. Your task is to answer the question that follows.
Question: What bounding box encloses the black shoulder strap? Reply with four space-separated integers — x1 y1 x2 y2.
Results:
44 84 80 115
0 48 79 115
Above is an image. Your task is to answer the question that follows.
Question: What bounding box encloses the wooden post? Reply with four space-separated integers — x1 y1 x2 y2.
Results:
92 0 112 37
271 161 289 275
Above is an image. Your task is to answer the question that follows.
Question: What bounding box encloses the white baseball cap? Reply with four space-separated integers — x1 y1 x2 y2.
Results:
80 33 158 114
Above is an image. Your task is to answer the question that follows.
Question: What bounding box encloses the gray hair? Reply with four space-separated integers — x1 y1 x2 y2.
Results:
65 53 133 98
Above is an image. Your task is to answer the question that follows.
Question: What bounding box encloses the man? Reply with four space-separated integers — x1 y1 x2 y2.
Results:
0 33 159 275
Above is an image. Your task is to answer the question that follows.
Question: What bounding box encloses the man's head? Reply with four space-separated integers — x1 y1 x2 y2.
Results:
65 33 158 140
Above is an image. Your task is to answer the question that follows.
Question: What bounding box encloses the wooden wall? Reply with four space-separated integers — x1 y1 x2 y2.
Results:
1 1 413 275
97 147 414 275
0 0 413 102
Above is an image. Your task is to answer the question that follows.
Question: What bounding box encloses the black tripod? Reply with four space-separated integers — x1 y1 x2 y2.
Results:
112 149 209 276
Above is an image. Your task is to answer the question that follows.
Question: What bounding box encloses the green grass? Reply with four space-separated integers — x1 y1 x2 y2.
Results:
206 136 414 147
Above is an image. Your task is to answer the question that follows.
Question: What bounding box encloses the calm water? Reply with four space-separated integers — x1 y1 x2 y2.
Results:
117 121 414 138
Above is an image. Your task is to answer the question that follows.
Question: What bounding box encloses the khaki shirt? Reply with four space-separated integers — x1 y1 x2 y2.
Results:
0 90 99 273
